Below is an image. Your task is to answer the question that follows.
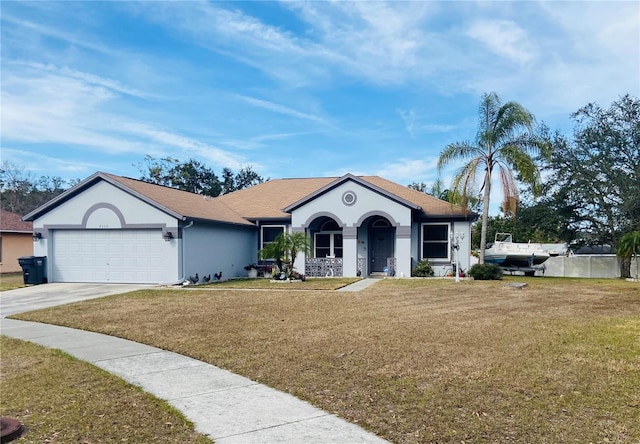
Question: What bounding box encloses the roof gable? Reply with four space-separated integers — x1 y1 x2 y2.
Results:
283 173 420 213
23 171 475 225
220 174 475 220
24 172 254 227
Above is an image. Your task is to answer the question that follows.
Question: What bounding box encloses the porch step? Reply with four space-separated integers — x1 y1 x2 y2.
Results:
369 272 388 279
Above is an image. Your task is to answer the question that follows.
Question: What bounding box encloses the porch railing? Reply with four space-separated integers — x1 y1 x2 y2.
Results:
305 257 343 277
357 258 366 277
386 257 397 276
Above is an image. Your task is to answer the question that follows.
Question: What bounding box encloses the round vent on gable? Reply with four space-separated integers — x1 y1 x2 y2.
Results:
342 191 357 206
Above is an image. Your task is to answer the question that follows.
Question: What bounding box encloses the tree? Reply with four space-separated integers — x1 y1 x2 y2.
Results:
234 166 265 191
618 231 640 280
408 179 480 210
0 161 71 214
544 94 640 277
438 92 549 263
221 166 266 194
258 232 312 277
135 156 265 196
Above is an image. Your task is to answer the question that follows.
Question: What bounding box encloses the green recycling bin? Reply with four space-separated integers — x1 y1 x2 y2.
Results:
18 256 47 285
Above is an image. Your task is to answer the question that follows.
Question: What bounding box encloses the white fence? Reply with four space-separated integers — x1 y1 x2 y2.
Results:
542 255 639 279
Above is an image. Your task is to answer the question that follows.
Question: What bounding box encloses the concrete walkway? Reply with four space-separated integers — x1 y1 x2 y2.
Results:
0 283 387 443
337 278 380 292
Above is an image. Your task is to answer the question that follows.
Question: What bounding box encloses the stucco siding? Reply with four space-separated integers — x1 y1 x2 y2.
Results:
291 180 414 277
1 233 33 273
291 181 413 229
411 220 473 277
182 223 257 281
34 181 177 231
32 181 180 283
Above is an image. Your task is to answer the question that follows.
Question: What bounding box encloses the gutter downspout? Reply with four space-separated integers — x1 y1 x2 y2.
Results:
168 220 194 286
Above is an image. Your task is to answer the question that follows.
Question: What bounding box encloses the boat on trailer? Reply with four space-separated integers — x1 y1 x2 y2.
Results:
484 233 550 275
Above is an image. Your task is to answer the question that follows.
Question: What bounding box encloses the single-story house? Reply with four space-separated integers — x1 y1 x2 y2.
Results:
23 172 477 284
1 209 34 273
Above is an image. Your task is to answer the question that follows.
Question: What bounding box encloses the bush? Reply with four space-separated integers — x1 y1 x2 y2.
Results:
468 263 503 280
412 260 435 277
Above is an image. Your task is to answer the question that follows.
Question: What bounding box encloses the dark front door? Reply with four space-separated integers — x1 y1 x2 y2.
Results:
370 228 394 273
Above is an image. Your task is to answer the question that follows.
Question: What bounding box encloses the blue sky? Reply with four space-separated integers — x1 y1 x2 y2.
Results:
2 1 639 199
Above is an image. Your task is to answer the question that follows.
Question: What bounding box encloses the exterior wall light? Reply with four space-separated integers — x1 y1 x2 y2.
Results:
163 230 173 241
32 231 42 241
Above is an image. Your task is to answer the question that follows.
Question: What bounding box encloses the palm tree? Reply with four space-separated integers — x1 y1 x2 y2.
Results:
438 92 549 263
259 232 312 276
617 231 640 280
287 232 312 273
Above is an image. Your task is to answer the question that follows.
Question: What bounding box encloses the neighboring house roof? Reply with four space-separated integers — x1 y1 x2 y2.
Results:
1 209 33 233
23 172 476 225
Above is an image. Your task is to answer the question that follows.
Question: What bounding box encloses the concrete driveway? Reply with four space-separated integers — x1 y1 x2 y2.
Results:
0 283 153 318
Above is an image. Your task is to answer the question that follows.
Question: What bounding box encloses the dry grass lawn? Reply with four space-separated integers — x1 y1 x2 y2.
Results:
12 277 640 443
1 272 26 291
0 337 211 443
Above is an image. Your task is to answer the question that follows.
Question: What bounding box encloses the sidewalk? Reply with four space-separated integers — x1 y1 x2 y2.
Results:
337 278 380 292
1 284 387 443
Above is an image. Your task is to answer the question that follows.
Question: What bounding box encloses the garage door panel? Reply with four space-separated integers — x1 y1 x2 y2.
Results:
53 229 165 283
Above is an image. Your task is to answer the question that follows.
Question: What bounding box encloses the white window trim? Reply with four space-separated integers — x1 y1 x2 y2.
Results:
260 225 286 250
314 231 343 258
420 222 451 262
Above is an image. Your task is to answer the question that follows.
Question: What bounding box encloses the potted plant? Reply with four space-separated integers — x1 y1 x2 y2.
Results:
244 264 258 278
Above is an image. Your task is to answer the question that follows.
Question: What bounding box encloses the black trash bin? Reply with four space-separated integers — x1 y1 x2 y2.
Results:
18 256 47 285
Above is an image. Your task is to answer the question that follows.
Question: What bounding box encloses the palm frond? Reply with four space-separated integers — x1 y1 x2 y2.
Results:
450 158 483 208
493 102 535 144
437 142 479 172
497 164 519 216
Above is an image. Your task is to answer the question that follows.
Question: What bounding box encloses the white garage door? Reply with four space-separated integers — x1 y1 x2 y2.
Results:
52 229 164 283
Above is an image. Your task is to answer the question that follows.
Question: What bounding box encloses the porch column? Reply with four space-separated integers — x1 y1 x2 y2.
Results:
291 226 306 274
343 226 358 277
396 225 412 278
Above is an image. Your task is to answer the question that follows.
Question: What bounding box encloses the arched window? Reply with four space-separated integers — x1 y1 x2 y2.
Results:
314 219 343 258
371 218 391 228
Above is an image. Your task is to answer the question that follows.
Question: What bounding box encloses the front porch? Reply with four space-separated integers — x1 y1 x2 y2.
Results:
304 254 398 278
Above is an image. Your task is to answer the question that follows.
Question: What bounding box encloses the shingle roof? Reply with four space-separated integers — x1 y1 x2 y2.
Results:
24 172 475 225
103 174 255 226
219 175 474 219
1 209 33 232
362 176 474 217
217 177 336 220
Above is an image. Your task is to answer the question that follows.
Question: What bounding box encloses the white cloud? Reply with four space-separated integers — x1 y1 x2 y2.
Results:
397 109 456 136
119 122 246 170
10 60 152 99
375 158 439 184
2 13 124 58
236 95 327 124
1 147 104 176
1 65 248 169
466 19 537 65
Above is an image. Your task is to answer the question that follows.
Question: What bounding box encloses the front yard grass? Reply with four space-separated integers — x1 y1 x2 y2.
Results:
196 276 360 290
10 277 640 443
0 336 211 443
0 272 25 291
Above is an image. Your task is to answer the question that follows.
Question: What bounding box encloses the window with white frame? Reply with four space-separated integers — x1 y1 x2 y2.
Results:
421 223 450 260
314 220 343 258
261 225 285 251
